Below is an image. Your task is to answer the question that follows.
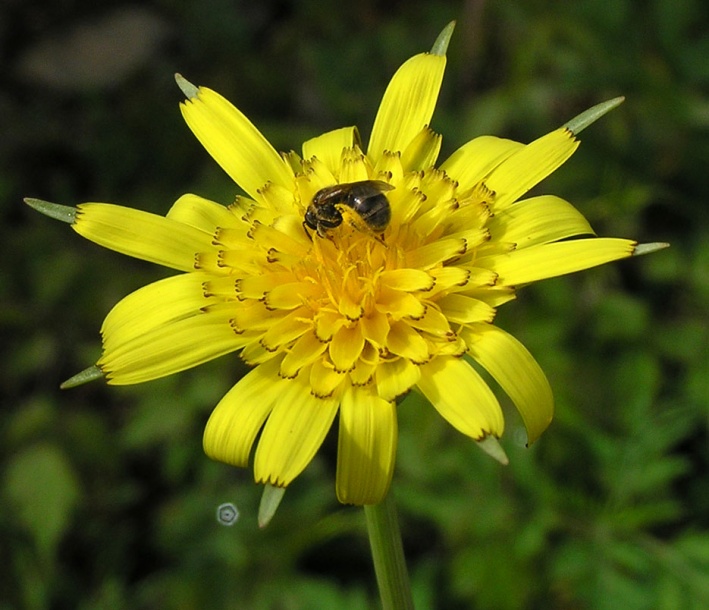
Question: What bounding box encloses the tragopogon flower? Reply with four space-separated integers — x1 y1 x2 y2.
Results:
27 23 666 507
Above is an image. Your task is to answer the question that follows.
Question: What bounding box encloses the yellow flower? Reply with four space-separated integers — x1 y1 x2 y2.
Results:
28 24 666 506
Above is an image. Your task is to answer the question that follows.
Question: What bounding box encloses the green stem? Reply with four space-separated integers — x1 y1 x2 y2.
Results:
364 490 414 610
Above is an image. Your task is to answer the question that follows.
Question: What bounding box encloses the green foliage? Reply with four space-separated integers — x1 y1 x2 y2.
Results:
2 0 707 608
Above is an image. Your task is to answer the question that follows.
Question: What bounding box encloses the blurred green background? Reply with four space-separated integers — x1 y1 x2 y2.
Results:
2 0 707 608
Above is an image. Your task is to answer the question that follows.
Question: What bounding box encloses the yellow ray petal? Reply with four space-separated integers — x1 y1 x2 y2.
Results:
405 237 467 269
400 126 442 171
236 272 296 299
73 203 215 272
376 287 426 319
479 238 637 285
367 53 446 162
254 380 339 487
302 127 359 177
99 309 250 385
339 147 371 184
310 359 347 398
463 324 553 443
280 332 328 378
386 321 429 363
406 305 453 337
329 325 365 372
487 195 595 247
260 306 312 351
265 281 323 310
485 128 579 211
101 272 214 345
166 193 243 232
379 268 435 292
375 357 421 402
360 310 390 347
180 86 294 201
436 294 496 324
203 359 283 466
417 356 504 439
440 136 523 193
336 387 397 505
350 343 379 386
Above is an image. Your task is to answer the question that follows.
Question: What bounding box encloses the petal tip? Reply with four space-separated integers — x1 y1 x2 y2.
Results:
60 365 104 389
633 241 670 257
476 436 509 465
175 73 199 100
24 198 76 224
258 484 286 528
431 21 456 56
564 96 625 135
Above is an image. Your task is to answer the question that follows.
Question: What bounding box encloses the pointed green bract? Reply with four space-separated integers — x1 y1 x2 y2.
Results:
258 484 286 528
564 97 625 135
476 437 509 465
60 365 104 389
430 21 456 56
634 242 670 256
24 198 76 224
174 73 199 99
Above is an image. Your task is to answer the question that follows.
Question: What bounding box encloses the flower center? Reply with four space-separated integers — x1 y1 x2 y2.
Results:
297 225 392 323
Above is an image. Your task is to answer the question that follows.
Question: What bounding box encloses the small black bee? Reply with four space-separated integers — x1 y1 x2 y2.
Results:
304 180 394 238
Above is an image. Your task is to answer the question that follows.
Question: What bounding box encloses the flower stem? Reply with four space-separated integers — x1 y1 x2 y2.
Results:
364 491 414 610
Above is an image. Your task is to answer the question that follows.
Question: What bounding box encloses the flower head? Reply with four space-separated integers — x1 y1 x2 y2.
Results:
28 23 666 506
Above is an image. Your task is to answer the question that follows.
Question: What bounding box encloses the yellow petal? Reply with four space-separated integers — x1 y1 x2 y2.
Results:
463 324 553 444
400 126 442 171
329 325 365 372
166 193 242 232
265 281 323 310
315 310 345 342
487 195 595 247
99 309 250 385
440 136 523 192
254 380 339 487
336 387 397 505
180 87 294 200
367 53 446 162
260 306 312 351
436 294 496 324
101 272 213 345
379 268 435 292
485 128 579 211
417 356 504 439
375 358 421 402
406 305 453 337
386 321 429 363
203 359 283 466
339 147 371 184
280 332 327 378
405 237 467 269
310 359 346 398
236 272 296 299
350 343 379 386
376 287 426 319
73 203 214 272
360 310 390 347
479 238 637 285
302 127 359 176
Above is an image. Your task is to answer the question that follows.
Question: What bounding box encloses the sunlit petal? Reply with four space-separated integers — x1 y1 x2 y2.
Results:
336 387 397 505
368 53 446 162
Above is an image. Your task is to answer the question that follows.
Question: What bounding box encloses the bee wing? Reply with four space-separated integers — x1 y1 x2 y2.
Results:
370 180 395 192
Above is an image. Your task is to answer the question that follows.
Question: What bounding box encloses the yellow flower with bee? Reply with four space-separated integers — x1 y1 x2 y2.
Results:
27 22 666 508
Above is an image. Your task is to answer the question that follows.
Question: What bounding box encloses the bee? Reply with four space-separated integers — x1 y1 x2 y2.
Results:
304 180 394 238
